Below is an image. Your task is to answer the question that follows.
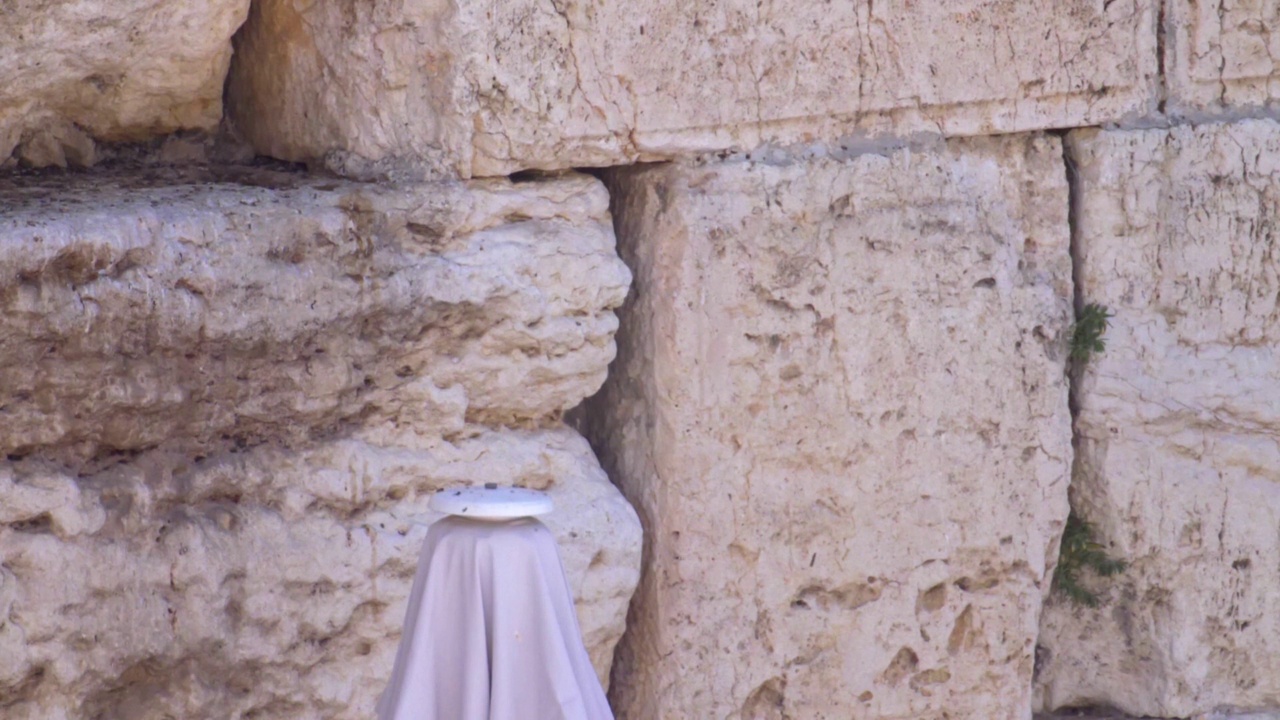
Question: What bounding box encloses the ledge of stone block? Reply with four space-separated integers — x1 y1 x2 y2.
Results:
0 165 630 465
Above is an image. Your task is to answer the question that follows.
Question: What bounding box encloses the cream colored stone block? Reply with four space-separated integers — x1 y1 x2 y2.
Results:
0 0 251 167
0 168 630 465
1167 0 1280 114
0 426 641 719
585 136 1074 718
226 0 1156 179
1034 121 1280 718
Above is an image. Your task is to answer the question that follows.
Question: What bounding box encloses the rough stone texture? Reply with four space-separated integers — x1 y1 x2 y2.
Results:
0 0 250 168
1034 122 1280 718
0 168 630 467
0 167 642 717
0 425 642 719
1166 0 1280 116
1034 707 1280 712
226 0 1156 179
585 136 1074 719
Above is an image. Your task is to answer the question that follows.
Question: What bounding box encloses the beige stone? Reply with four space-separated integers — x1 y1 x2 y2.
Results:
1034 121 1280 718
0 168 630 466
1029 707 1280 712
584 136 1074 719
1167 0 1280 115
226 0 1156 179
0 162 639 717
0 426 642 719
0 0 250 168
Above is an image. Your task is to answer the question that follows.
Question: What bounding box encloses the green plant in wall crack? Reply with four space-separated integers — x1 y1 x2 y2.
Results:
1054 511 1127 607
1069 303 1113 363
1057 301 1124 606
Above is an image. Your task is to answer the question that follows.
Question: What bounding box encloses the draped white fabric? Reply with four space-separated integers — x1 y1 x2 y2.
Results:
377 516 614 720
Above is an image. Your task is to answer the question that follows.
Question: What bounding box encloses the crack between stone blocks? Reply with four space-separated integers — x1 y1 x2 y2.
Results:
1029 129 1088 704
1155 0 1168 117
1055 130 1085 423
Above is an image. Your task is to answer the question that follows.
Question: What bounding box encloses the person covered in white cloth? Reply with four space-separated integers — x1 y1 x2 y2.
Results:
377 486 613 720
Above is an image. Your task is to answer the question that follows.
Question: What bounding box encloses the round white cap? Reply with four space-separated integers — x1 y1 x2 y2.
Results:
429 484 554 520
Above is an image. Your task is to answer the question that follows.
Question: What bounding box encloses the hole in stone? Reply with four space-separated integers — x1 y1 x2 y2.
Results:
508 170 546 183
917 583 947 612
880 647 919 686
10 512 53 533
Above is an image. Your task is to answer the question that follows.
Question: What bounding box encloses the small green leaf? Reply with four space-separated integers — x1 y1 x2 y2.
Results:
1070 303 1113 364
1053 510 1126 607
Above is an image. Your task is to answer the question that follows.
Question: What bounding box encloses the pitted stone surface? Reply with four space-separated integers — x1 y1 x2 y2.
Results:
585 136 1074 719
1167 0 1280 116
0 0 250 168
0 168 630 466
0 426 642 720
1034 122 1280 718
226 0 1156 179
0 165 640 718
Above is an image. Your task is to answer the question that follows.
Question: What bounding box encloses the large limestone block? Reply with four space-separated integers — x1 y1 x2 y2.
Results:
1167 0 1280 115
0 425 642 719
585 136 1074 718
0 0 250 168
226 0 1155 179
0 168 629 465
1035 122 1280 717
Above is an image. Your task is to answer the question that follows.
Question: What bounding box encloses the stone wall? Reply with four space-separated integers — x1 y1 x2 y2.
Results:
2 1 1280 719
1034 121 1280 719
0 168 642 718
0 0 251 169
224 0 1156 178
586 136 1075 718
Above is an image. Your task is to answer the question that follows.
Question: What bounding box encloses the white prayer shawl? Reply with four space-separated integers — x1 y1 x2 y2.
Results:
377 516 614 720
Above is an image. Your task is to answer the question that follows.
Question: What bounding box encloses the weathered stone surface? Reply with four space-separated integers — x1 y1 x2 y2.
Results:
0 168 630 466
0 425 642 719
584 136 1074 718
226 0 1155 179
1034 122 1280 718
0 165 641 717
0 0 250 168
1167 0 1280 116
1034 707 1280 712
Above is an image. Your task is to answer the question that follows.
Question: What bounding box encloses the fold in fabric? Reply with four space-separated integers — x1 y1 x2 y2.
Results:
377 516 615 720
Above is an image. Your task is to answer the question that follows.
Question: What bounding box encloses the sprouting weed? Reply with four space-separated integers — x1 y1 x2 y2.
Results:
1053 511 1127 607
1070 303 1113 364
